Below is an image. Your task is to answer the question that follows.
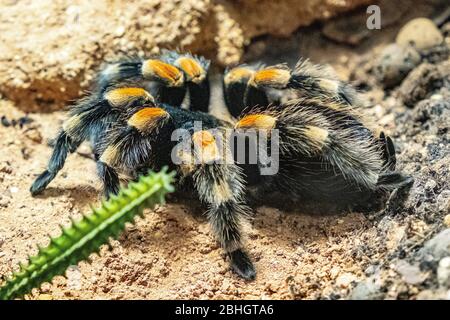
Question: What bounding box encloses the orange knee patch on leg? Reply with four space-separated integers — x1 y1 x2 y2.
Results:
192 130 220 163
251 68 291 88
235 114 276 130
142 59 184 87
176 57 205 83
104 87 154 107
224 67 255 86
128 107 169 133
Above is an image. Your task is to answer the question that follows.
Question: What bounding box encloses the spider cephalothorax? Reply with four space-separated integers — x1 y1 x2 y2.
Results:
30 50 412 280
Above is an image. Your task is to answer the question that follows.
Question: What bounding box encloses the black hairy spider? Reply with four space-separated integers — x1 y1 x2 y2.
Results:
30 51 413 280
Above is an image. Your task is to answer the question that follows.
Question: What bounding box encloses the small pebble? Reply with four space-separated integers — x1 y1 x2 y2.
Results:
37 294 53 300
335 272 357 288
349 277 383 300
424 180 437 193
394 260 427 285
115 26 126 37
437 257 450 288
18 115 33 128
1 116 11 127
330 266 340 279
437 190 450 213
24 128 43 143
0 196 10 207
0 163 13 174
444 215 450 228
421 229 450 260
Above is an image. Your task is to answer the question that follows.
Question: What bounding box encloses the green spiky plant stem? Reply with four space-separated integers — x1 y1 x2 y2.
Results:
0 168 175 300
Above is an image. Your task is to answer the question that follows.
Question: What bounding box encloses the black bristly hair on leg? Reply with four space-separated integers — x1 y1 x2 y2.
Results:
30 85 156 196
154 84 187 107
96 161 120 198
96 58 143 93
229 248 255 280
96 55 187 107
222 75 247 118
160 50 211 112
376 132 413 192
187 79 210 113
244 85 269 110
30 131 82 196
247 59 361 107
385 135 397 170
191 162 255 280
223 65 270 118
290 59 359 106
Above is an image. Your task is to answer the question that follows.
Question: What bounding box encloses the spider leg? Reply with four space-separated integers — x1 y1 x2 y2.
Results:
96 160 120 198
192 164 255 280
155 84 187 107
164 52 211 112
98 106 171 198
180 129 256 280
244 84 270 111
250 59 359 106
30 87 155 196
29 96 104 196
187 80 210 113
385 135 397 170
223 66 269 118
97 56 187 107
96 58 143 93
30 131 82 195
376 131 412 191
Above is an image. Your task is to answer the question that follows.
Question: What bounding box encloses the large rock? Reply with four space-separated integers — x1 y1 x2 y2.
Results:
0 0 371 111
396 18 444 51
374 44 421 89
398 60 450 108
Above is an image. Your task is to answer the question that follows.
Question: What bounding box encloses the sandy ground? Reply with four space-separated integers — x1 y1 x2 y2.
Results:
0 2 449 300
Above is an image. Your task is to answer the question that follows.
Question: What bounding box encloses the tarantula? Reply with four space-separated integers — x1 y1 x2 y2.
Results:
30 50 412 280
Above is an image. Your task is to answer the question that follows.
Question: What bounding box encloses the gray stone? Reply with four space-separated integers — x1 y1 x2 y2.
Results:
349 277 384 300
421 229 450 260
437 257 450 288
374 44 421 88
394 260 428 285
437 190 450 214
